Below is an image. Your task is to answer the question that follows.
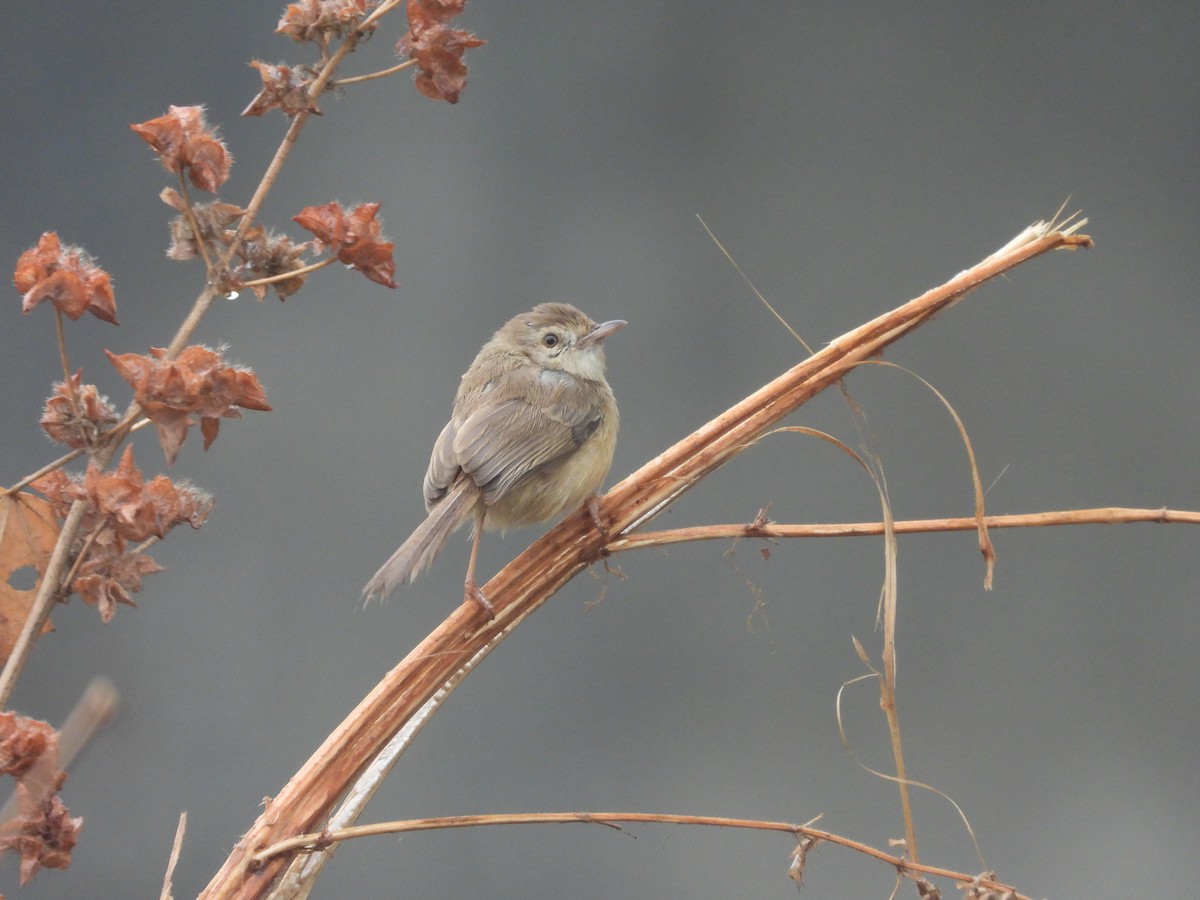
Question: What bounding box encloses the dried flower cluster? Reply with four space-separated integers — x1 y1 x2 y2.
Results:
236 226 313 300
106 345 272 465
398 0 484 103
244 61 321 118
4 0 484 887
278 0 379 45
33 446 213 622
15 232 117 324
0 714 81 885
293 201 397 287
40 371 119 450
130 105 232 194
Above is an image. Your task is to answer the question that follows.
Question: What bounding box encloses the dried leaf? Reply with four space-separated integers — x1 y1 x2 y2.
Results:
0 495 58 663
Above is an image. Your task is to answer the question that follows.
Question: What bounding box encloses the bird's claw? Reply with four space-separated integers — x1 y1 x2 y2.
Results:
465 578 495 618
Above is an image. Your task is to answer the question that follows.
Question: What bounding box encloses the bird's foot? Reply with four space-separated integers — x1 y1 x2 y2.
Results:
582 494 617 568
464 577 495 618
586 494 610 541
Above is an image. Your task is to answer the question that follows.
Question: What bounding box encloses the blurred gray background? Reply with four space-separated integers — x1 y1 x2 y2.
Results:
2 3 1198 898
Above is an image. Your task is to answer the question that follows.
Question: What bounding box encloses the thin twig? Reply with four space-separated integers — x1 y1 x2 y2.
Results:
178 172 215 272
330 58 417 87
250 811 1034 900
239 257 335 290
606 507 1199 551
4 448 86 497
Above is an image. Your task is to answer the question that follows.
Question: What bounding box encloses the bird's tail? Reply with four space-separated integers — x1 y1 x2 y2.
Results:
362 480 478 602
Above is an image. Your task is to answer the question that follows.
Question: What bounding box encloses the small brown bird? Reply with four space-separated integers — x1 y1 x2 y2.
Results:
363 302 624 612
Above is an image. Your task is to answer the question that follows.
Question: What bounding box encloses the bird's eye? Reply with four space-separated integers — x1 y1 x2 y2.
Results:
542 333 559 347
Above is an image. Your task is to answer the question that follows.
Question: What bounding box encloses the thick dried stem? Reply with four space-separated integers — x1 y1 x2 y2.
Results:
199 224 1091 899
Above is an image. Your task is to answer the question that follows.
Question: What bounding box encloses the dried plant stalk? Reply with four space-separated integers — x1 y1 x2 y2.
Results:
201 222 1091 899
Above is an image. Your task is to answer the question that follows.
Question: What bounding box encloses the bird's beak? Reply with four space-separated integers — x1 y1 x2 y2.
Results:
578 318 626 348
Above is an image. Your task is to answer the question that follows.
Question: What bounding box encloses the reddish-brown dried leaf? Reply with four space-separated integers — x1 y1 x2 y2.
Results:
41 370 118 449
15 232 117 324
130 105 231 192
106 346 271 464
0 495 59 663
0 791 82 885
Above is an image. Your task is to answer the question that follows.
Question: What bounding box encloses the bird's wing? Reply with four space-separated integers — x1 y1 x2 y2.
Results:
454 385 606 505
423 417 463 509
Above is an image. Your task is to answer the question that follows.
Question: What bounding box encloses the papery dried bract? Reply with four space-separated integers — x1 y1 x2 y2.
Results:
14 232 117 324
106 345 271 464
130 105 232 193
293 201 396 287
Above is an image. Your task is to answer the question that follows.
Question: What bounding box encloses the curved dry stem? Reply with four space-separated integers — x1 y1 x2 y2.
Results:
239 257 336 290
331 58 418 86
836 671 988 871
250 810 1034 900
199 221 1092 899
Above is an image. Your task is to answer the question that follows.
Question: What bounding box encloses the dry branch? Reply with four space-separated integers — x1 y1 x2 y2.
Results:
610 507 1199 550
253 811 1034 900
200 221 1090 898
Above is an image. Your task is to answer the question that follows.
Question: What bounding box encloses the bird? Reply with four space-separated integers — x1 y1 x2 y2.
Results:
363 302 624 613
